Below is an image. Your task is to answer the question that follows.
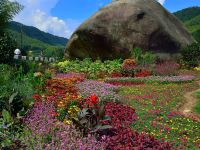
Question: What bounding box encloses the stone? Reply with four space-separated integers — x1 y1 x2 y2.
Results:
65 0 195 60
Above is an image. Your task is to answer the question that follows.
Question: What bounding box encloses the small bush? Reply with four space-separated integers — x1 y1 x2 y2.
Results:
131 47 156 65
0 64 34 116
121 59 136 77
181 42 200 68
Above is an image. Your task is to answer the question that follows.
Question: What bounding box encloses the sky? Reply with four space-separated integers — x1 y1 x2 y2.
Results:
9 0 200 38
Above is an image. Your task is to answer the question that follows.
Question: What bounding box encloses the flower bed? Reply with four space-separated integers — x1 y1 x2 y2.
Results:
120 83 200 149
76 80 121 102
106 75 195 84
23 101 106 150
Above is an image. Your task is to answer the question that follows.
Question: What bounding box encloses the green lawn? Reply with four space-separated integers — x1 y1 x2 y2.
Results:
195 92 200 114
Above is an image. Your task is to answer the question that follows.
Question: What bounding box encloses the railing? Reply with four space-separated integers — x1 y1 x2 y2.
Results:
14 55 56 62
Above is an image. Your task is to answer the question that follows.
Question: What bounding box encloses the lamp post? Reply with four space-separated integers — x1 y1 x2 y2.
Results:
14 48 21 59
20 24 23 51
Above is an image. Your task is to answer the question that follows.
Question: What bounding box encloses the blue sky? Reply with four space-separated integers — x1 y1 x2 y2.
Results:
10 0 200 38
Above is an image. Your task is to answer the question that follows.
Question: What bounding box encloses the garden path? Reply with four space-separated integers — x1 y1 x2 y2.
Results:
179 81 200 119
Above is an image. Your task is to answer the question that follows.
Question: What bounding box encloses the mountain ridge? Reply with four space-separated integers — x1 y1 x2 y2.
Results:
173 6 200 42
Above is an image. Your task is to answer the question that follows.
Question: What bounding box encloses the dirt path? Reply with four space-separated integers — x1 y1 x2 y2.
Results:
178 81 200 119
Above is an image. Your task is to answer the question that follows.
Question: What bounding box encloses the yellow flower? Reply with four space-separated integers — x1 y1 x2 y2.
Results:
68 105 80 117
194 66 200 71
63 119 72 125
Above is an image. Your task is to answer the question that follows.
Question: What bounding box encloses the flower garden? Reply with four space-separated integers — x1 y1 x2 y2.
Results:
1 56 200 150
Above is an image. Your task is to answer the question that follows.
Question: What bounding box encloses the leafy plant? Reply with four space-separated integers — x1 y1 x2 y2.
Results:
0 64 34 116
54 59 122 79
131 47 156 65
0 0 23 33
0 109 25 149
181 42 200 68
131 47 142 63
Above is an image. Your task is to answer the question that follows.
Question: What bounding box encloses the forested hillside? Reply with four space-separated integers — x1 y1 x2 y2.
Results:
174 7 200 42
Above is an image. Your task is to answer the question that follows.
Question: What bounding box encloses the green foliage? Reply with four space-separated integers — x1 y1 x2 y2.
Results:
0 109 25 149
195 91 200 114
131 47 155 65
0 32 17 64
180 42 200 68
72 106 112 135
8 29 65 57
174 7 200 42
0 64 34 116
173 7 200 22
0 0 23 33
9 21 68 46
54 58 122 79
131 47 142 63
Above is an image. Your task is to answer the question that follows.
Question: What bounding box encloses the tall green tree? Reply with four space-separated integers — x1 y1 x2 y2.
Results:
0 0 23 64
0 0 23 34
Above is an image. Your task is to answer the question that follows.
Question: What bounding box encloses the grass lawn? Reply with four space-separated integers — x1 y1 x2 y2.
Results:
195 92 200 114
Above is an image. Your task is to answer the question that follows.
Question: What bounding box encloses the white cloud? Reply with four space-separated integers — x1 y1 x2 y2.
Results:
9 0 79 38
157 0 166 5
9 0 165 38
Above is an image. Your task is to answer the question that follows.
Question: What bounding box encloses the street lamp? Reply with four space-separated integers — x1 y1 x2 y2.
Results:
14 48 21 59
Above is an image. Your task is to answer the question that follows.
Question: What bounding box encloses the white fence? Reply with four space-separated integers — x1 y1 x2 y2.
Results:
14 55 56 62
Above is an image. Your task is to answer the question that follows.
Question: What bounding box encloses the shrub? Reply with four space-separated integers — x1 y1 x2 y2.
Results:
121 59 137 77
0 64 34 116
0 32 17 64
131 47 156 65
54 59 122 79
181 42 200 68
131 47 142 63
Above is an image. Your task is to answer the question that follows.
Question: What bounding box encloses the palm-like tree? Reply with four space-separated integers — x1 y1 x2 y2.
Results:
0 0 23 34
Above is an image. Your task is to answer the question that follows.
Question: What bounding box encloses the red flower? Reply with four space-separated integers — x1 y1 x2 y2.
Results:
152 100 155 105
32 94 41 100
50 111 59 117
90 94 98 105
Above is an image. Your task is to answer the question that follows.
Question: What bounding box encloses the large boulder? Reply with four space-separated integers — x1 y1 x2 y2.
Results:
65 0 195 60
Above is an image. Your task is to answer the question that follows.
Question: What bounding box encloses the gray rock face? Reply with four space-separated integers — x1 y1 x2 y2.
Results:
65 0 195 60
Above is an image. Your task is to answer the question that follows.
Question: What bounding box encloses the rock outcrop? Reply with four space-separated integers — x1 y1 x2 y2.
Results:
65 0 195 60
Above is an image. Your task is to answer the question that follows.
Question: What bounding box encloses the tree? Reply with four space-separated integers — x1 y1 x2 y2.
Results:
0 32 17 64
0 0 23 64
0 0 23 34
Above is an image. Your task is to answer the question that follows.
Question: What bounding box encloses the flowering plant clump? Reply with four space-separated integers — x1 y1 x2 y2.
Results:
22 101 106 150
105 102 137 128
106 75 195 84
76 80 121 102
135 69 151 77
55 72 85 81
120 82 200 149
106 128 174 149
156 61 180 76
106 81 144 86
194 66 200 71
121 59 137 70
121 59 137 77
110 71 123 78
80 94 99 108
